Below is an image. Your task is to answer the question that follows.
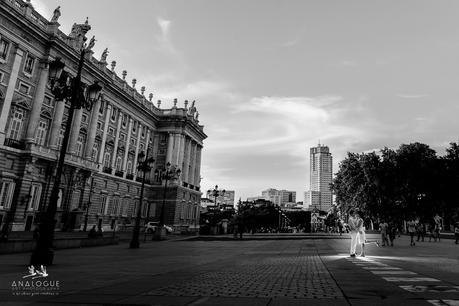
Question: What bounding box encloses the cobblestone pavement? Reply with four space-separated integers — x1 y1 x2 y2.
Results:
147 253 341 299
0 234 457 305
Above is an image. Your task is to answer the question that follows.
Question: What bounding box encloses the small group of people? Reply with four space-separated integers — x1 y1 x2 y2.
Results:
378 220 398 247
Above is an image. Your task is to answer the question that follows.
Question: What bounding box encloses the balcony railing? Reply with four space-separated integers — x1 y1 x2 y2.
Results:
103 167 112 174
4 138 26 150
114 170 124 177
135 177 143 183
126 173 134 180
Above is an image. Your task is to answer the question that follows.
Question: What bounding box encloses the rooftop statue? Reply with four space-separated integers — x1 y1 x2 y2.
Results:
50 6 61 23
100 48 109 62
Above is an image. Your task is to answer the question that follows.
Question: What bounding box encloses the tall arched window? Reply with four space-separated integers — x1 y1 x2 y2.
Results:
76 133 86 157
35 118 49 146
115 156 122 171
127 160 133 175
103 152 111 168
91 142 99 160
8 108 24 140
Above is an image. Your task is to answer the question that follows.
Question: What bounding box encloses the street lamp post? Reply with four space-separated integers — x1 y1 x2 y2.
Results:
154 162 180 240
208 185 225 209
129 149 155 249
30 47 102 266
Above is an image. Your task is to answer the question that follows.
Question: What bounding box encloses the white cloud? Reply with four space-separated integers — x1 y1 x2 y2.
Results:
155 17 178 55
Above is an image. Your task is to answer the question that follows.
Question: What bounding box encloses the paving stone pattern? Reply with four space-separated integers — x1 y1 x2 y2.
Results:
147 254 342 299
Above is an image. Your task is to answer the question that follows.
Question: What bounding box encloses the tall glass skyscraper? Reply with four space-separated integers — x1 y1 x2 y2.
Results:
305 144 333 212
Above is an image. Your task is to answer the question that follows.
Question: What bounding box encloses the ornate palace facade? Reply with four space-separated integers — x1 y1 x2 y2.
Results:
0 0 206 234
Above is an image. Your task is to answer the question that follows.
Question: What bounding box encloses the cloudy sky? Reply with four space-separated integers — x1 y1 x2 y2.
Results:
33 0 459 201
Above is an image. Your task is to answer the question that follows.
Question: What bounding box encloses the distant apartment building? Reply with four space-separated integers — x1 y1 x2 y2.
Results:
261 188 296 206
304 144 333 211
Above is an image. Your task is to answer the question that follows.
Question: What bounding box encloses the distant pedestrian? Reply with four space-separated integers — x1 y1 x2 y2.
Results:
427 223 435 242
407 218 416 246
416 220 425 242
433 214 442 242
388 222 396 247
379 220 389 246
454 222 459 245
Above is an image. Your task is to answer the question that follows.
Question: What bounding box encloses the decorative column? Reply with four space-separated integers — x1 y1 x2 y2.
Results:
110 112 123 172
25 60 49 144
194 145 202 189
122 118 133 177
68 107 83 154
98 103 112 167
177 134 186 169
182 137 191 184
84 97 102 159
48 100 65 148
165 132 174 164
188 141 197 186
132 124 143 178
0 47 24 144
145 126 151 149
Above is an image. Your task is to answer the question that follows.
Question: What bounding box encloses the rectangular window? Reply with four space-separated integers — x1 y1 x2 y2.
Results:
97 122 102 130
81 114 89 123
8 109 24 140
76 134 85 157
108 127 115 136
119 132 126 141
28 184 42 211
0 71 4 83
103 152 111 168
132 200 137 217
0 180 15 209
104 195 110 215
23 53 35 75
18 83 30 95
130 138 136 146
122 198 129 216
35 119 48 146
111 197 120 215
99 195 106 214
0 38 10 61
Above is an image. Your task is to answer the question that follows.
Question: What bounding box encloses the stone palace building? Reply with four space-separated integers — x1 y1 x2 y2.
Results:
0 0 206 234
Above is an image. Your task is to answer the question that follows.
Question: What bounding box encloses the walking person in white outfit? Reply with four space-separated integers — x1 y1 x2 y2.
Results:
348 209 359 257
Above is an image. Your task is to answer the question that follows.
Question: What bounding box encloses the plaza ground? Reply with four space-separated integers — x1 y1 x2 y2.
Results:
0 233 458 305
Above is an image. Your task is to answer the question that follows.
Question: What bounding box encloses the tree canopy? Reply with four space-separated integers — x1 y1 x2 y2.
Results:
332 142 459 228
